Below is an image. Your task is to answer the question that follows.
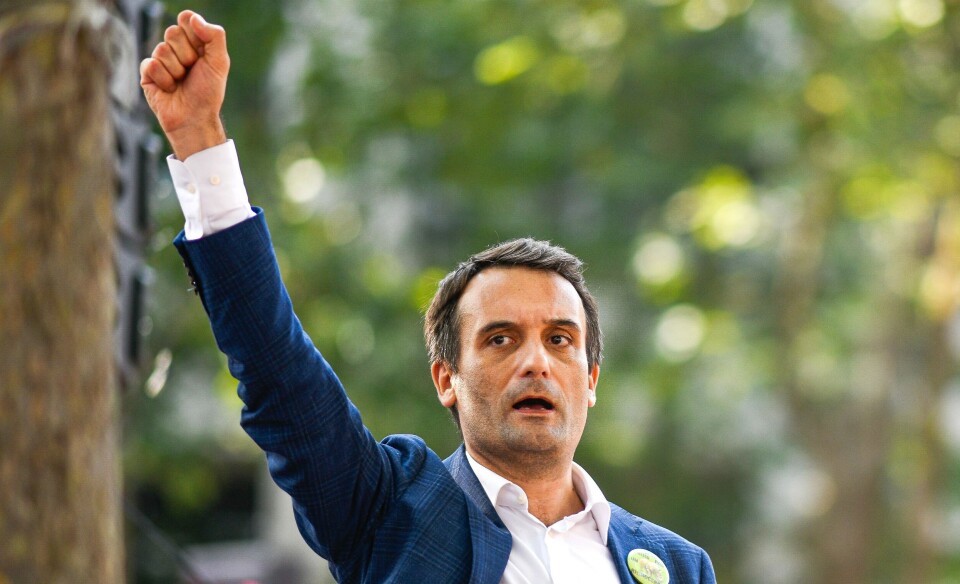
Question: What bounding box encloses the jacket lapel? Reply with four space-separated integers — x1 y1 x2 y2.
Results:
606 504 669 584
444 444 512 584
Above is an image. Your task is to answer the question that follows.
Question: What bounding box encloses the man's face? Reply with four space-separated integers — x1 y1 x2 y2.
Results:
431 267 599 475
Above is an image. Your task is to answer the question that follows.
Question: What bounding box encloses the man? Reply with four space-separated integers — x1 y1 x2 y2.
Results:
141 10 716 584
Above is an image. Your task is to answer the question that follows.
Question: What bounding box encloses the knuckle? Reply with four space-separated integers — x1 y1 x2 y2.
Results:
154 43 170 58
180 40 200 59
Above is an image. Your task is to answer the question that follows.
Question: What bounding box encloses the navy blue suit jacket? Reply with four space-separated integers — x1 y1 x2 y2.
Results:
175 210 716 584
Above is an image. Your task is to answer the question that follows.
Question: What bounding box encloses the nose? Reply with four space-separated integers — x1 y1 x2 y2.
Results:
519 339 550 379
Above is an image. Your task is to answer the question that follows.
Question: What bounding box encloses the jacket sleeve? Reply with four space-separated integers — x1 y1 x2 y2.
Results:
174 209 415 564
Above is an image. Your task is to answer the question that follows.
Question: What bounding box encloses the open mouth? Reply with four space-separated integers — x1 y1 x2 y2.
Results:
512 398 555 411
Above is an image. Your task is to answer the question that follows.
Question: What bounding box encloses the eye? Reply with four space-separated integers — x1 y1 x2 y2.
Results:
549 334 571 346
490 334 510 346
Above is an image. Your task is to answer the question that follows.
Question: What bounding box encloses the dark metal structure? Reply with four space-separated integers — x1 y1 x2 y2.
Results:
112 0 163 389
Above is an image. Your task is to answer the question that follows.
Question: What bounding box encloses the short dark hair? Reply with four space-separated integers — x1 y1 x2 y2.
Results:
424 238 603 374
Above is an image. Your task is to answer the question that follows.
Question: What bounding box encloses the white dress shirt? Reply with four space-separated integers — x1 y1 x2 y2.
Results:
466 452 621 584
166 141 622 583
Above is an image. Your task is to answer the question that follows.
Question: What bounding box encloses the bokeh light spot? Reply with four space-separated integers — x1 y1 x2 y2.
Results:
898 0 944 27
935 115 960 157
683 0 729 31
710 199 761 247
475 36 540 85
849 0 899 40
552 7 627 51
919 263 960 320
282 157 326 204
633 234 685 286
804 74 850 115
655 304 706 362
840 169 898 220
679 166 761 249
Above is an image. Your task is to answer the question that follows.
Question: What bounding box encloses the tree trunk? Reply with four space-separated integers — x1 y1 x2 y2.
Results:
0 1 123 582
772 184 890 584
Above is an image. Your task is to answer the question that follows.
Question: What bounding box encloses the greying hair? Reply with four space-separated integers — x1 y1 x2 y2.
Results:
424 238 603 373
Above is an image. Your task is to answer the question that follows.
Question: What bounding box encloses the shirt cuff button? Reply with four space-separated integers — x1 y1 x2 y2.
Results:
210 175 221 186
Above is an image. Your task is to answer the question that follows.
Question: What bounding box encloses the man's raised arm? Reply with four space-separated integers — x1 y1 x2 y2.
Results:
134 13 439 573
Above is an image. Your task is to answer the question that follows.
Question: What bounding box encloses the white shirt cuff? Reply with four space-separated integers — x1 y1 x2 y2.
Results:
167 140 255 240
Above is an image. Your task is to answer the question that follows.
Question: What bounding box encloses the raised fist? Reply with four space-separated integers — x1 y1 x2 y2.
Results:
140 10 230 160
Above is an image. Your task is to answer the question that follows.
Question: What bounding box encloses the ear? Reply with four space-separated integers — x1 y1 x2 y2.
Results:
431 361 458 408
587 363 599 407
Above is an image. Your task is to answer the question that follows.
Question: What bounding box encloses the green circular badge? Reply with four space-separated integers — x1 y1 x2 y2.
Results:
627 548 670 584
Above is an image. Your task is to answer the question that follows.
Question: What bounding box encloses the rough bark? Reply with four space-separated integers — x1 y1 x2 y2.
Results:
0 1 123 582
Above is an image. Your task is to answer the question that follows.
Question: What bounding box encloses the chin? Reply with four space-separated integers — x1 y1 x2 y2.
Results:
503 428 567 453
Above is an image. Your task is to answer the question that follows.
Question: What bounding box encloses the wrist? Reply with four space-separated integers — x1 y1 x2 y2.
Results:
165 118 227 161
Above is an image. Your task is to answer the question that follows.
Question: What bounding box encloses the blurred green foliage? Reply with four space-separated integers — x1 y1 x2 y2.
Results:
125 0 960 582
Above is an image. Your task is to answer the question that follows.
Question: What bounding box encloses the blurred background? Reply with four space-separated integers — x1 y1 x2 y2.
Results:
120 0 960 582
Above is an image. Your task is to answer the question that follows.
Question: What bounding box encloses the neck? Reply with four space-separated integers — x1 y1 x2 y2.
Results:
467 447 585 526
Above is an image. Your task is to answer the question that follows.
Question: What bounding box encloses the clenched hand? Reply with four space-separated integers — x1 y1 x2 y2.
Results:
140 10 230 160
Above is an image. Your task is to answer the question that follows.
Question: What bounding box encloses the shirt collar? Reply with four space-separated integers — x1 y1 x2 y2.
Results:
464 450 612 544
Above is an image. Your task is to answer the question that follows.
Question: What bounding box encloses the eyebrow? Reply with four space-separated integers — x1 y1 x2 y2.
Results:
548 318 582 332
477 318 582 336
478 320 515 336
